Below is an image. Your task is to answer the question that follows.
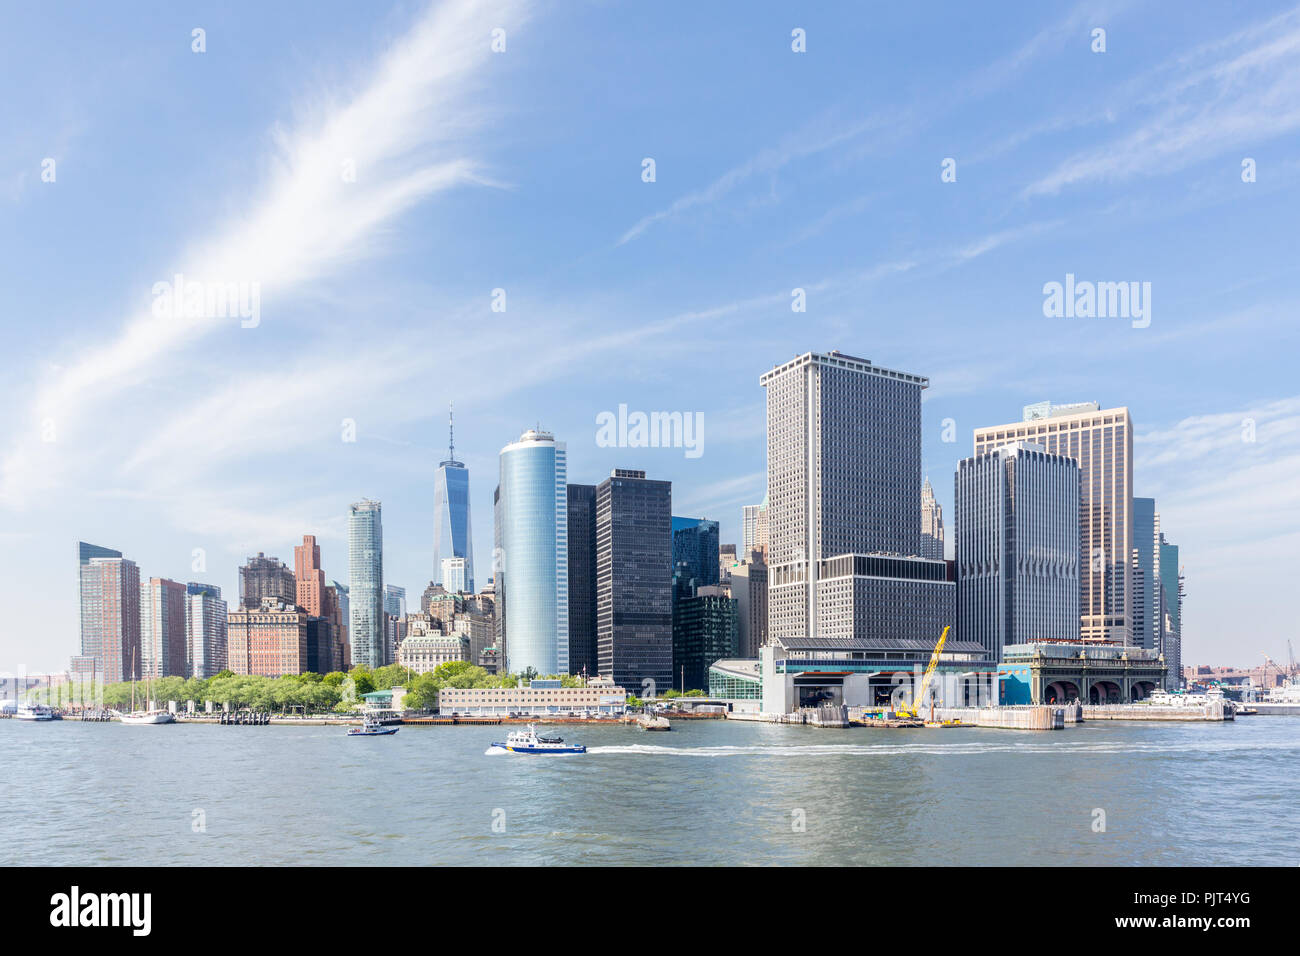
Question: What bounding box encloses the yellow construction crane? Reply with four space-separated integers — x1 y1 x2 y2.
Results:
897 625 950 721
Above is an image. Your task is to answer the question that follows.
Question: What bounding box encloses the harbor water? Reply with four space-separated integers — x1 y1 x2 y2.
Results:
2 717 1296 866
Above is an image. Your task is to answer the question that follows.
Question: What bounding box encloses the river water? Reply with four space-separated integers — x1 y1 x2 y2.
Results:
2 716 1295 866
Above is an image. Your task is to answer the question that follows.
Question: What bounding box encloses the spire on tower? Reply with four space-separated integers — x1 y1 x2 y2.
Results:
448 401 455 461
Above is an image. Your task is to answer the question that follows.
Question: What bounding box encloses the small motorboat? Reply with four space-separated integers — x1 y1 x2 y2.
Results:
490 724 585 754
348 718 399 736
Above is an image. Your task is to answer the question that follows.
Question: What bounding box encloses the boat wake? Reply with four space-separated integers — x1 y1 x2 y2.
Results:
583 738 1300 758
484 745 508 755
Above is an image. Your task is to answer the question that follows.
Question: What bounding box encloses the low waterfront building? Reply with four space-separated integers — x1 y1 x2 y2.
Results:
998 642 1167 704
437 679 627 717
759 636 997 714
708 659 762 700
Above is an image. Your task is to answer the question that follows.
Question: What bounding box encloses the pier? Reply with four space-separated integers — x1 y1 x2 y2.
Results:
932 705 1069 730
1082 702 1232 721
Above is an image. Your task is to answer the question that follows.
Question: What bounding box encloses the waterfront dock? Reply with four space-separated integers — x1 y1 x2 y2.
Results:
629 714 671 730
1082 702 1232 721
931 705 1069 730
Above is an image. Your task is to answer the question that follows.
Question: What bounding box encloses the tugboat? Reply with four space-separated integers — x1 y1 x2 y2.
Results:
491 724 586 754
348 717 399 736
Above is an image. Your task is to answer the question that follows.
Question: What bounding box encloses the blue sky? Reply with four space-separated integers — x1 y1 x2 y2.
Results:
3 0 1299 672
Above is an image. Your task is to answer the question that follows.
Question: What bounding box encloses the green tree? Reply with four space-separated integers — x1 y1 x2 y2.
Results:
348 666 375 697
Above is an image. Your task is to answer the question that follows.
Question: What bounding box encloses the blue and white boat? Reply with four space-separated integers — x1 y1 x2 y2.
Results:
348 718 399 737
491 725 585 755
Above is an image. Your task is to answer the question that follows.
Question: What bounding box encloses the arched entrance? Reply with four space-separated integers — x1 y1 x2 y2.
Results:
1090 680 1123 704
1130 680 1157 701
1044 680 1081 704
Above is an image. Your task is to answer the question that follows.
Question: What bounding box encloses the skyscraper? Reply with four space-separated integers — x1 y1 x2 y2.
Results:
1131 498 1158 650
567 483 598 678
742 496 770 559
140 577 188 678
497 429 568 675
294 534 326 617
596 469 673 693
348 499 386 668
186 582 228 678
671 516 720 589
78 543 141 684
328 579 351 670
671 578 737 692
955 442 1081 658
296 533 343 671
432 404 475 593
440 557 468 594
730 558 768 658
974 402 1134 643
760 351 953 647
238 553 297 610
920 477 945 560
1157 532 1183 687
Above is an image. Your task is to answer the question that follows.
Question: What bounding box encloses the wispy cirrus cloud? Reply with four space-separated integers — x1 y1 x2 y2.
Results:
0 0 526 509
1024 5 1300 196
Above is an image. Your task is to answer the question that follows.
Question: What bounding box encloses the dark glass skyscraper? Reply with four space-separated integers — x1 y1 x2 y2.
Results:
671 516 719 589
596 469 672 694
567 484 598 677
432 405 475 593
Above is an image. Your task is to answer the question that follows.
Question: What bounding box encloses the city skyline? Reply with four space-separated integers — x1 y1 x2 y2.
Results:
5 1 1300 672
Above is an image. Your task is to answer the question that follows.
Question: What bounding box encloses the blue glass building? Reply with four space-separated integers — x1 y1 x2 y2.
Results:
497 429 568 675
432 408 474 593
671 516 720 589
348 498 386 668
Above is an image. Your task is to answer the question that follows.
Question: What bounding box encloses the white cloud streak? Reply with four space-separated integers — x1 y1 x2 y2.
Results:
0 0 525 508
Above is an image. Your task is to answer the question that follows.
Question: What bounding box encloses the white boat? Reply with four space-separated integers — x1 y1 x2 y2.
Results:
117 650 175 724
1265 678 1300 704
490 724 585 755
15 703 55 721
1145 688 1225 708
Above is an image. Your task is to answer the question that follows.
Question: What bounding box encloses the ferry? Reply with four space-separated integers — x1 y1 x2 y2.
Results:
348 718 399 737
15 703 55 721
1265 678 1300 704
491 725 586 754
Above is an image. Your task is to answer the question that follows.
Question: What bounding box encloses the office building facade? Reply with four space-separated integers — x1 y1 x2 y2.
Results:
596 469 673 693
955 442 1081 658
78 544 141 685
186 582 228 678
227 597 309 677
566 483 598 678
974 402 1134 644
760 351 953 650
497 429 569 675
348 499 387 667
140 577 188 679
